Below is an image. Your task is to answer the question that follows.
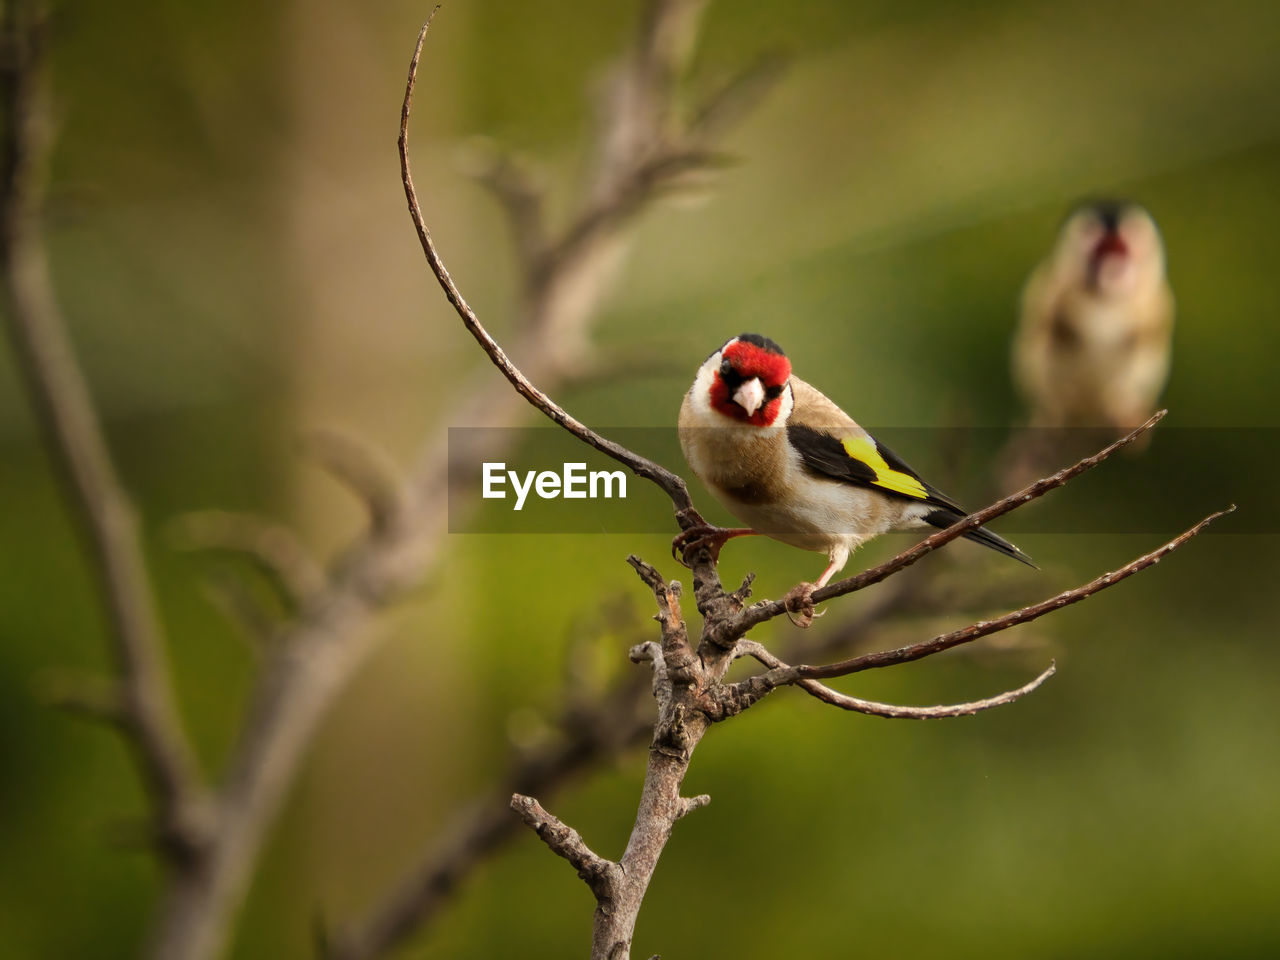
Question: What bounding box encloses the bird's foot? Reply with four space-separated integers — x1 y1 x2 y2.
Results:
671 524 754 567
782 581 827 628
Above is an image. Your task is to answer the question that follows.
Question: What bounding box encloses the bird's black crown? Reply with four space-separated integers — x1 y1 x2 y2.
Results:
736 333 786 356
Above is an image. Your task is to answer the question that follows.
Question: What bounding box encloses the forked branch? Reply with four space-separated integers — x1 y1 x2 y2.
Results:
793 506 1232 681
726 506 1229 716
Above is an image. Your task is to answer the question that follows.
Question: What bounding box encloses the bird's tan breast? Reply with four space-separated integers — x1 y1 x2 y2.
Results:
678 393 790 504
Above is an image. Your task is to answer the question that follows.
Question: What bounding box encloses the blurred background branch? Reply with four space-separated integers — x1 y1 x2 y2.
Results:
0 0 207 862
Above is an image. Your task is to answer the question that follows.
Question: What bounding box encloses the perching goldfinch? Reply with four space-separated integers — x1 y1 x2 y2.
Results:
677 334 1032 618
1013 200 1174 432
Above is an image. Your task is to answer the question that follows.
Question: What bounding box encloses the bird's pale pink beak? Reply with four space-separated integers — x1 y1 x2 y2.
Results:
733 377 766 417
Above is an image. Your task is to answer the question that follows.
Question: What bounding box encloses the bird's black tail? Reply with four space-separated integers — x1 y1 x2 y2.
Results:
922 508 1037 568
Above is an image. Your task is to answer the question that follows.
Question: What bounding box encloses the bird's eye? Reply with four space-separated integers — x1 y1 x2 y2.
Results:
719 358 733 378
765 384 784 399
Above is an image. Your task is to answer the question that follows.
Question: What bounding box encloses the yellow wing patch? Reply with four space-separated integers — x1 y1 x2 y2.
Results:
840 435 928 500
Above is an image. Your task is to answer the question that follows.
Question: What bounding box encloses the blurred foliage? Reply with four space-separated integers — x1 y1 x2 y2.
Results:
1 0 1278 957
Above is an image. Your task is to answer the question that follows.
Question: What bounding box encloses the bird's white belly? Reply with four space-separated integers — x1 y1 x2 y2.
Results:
722 468 928 556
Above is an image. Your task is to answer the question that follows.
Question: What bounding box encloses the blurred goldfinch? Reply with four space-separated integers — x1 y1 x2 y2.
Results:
1013 200 1174 432
677 334 1031 618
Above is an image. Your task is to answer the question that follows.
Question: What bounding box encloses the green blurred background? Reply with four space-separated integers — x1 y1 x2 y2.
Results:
2 0 1278 957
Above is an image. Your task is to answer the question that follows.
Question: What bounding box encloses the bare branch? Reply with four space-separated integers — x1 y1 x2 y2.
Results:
170 510 327 609
771 508 1230 684
510 794 618 901
456 137 548 271
303 427 407 535
674 794 711 819
326 671 653 960
626 556 696 681
0 0 205 858
629 640 664 666
687 50 789 142
497 483 1220 957
544 146 735 273
398 15 695 516
719 410 1168 640
37 673 128 727
197 573 276 651
591 0 708 196
731 640 1057 719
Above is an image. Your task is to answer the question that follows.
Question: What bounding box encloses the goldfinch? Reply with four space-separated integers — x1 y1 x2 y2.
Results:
1013 200 1174 432
677 334 1031 619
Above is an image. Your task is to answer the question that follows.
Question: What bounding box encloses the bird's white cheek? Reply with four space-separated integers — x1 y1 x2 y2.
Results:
688 361 720 420
775 384 793 423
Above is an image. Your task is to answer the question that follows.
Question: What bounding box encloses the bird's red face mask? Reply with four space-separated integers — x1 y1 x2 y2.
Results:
710 337 792 426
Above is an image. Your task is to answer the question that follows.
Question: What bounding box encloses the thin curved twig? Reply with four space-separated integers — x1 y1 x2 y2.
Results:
399 14 694 515
801 506 1234 678
733 641 1056 719
747 507 1231 689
